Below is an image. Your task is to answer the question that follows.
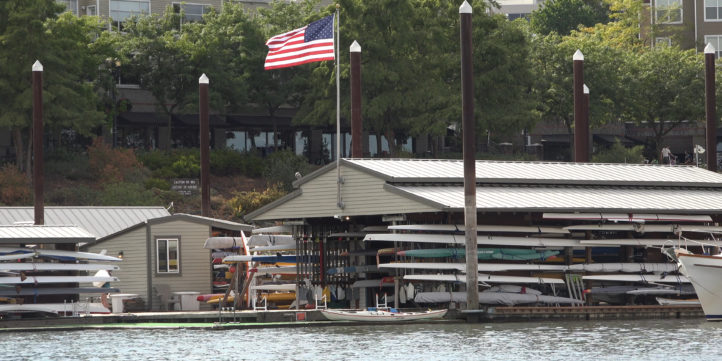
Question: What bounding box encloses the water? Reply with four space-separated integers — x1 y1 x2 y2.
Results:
2 318 722 361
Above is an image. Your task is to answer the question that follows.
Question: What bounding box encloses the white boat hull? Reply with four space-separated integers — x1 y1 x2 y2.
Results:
320 309 447 322
677 252 722 320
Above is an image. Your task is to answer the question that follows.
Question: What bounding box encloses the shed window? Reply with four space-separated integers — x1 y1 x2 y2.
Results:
157 238 179 273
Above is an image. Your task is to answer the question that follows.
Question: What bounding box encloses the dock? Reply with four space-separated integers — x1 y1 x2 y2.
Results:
0 305 705 332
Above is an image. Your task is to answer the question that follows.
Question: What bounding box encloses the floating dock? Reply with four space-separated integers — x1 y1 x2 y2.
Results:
0 305 705 332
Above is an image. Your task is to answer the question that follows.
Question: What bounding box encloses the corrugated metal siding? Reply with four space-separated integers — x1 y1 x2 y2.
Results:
150 220 212 311
0 207 169 239
391 185 722 213
345 159 722 186
84 226 149 304
255 166 438 220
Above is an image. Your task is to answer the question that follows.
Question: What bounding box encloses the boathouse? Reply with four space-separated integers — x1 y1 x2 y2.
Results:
245 159 722 309
81 213 252 311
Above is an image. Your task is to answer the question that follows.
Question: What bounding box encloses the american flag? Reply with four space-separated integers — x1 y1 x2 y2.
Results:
264 15 335 70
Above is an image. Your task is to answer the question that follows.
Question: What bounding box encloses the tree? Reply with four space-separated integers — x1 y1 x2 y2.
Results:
115 7 198 149
620 47 704 159
530 0 610 36
0 0 107 172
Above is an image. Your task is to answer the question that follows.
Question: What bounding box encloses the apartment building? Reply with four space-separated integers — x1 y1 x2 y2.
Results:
642 0 722 55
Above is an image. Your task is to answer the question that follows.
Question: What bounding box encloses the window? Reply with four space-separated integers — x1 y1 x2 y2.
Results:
707 0 722 21
86 5 97 16
173 3 212 23
56 0 78 15
655 37 672 47
705 35 722 58
655 0 683 24
110 0 150 22
157 238 180 273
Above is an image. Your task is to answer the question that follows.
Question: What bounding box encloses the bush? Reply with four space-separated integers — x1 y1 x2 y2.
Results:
145 177 171 191
592 141 645 164
46 185 99 205
210 148 245 175
98 182 162 206
0 165 31 205
87 137 143 184
171 155 200 178
241 153 264 178
45 152 91 181
225 184 287 218
136 150 175 171
262 150 312 191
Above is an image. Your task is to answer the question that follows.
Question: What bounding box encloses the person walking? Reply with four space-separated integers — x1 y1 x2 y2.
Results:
661 145 672 165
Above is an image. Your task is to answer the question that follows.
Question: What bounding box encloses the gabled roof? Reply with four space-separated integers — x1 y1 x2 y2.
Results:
339 159 722 187
0 207 170 239
250 159 722 221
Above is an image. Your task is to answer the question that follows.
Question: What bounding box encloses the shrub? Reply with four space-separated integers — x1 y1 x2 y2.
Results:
144 177 171 191
225 184 287 218
87 137 143 184
262 150 311 191
46 185 99 205
98 182 162 206
241 153 265 178
45 152 91 181
210 148 245 175
0 165 31 205
171 155 200 178
592 141 645 164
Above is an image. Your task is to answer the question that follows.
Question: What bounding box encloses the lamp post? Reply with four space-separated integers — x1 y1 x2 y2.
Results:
573 49 587 162
199 73 210 217
350 40 362 158
33 60 44 226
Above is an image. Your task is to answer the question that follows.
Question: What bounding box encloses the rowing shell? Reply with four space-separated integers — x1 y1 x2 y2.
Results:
0 275 118 284
404 273 564 284
0 287 120 296
0 263 120 272
0 247 122 262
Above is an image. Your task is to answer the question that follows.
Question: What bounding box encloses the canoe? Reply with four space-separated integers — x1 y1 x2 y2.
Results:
223 255 299 263
260 292 296 302
253 266 298 275
320 308 447 322
250 284 296 291
0 247 122 262
543 213 712 223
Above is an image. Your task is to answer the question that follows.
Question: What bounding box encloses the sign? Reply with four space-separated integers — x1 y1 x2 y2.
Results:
171 178 199 196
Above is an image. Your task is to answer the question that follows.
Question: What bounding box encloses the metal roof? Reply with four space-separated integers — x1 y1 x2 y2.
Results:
387 185 722 214
0 207 170 239
0 225 96 244
342 159 722 187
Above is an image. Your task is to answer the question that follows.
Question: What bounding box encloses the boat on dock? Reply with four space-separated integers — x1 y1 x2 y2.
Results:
320 308 447 322
673 248 722 320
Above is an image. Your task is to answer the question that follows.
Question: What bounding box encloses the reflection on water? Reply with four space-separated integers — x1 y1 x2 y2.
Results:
3 319 722 361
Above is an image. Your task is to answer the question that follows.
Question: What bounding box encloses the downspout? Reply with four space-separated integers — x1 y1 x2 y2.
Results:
651 0 655 49
146 221 153 310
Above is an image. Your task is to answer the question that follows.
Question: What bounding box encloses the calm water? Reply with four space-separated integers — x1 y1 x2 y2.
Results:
2 318 721 361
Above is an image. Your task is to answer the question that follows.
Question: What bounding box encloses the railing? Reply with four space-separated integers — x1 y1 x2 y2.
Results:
315 294 327 310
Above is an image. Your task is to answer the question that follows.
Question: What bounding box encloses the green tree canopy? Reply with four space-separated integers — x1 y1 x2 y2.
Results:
530 0 610 36
0 0 108 171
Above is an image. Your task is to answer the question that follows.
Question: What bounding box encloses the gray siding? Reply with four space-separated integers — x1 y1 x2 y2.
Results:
255 166 438 220
84 226 149 304
150 220 213 310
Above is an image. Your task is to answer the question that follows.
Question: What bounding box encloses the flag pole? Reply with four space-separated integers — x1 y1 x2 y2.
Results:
335 4 343 209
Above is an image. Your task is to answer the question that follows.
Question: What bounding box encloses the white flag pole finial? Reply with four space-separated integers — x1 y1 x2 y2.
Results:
199 73 209 84
32 60 43 72
459 1 472 13
350 40 361 53
573 49 584 61
705 43 716 55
